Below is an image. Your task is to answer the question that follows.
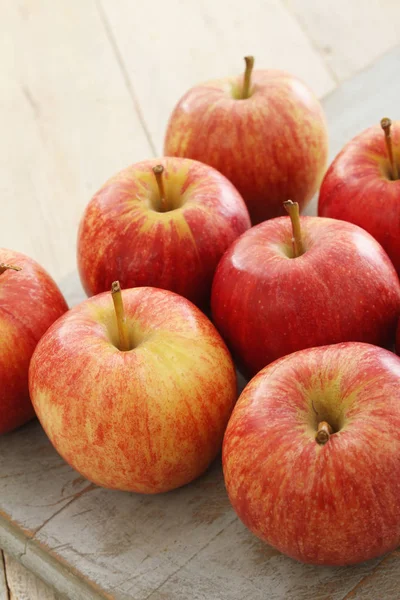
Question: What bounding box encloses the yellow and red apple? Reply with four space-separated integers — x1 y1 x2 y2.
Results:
0 248 67 434
77 157 250 308
164 57 328 223
29 285 237 493
319 118 400 273
211 202 400 377
223 342 400 565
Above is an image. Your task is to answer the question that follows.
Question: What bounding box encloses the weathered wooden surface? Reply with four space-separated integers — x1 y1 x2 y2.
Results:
286 0 400 83
0 419 396 600
2 553 63 600
0 552 8 600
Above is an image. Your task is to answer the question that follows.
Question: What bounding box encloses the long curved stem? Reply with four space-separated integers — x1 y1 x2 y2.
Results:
283 200 304 257
111 281 130 351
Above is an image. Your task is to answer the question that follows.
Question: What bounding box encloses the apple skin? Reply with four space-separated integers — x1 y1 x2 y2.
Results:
164 70 328 224
77 157 250 308
211 216 400 377
223 342 400 565
397 320 400 355
318 122 400 273
0 248 68 434
29 287 237 493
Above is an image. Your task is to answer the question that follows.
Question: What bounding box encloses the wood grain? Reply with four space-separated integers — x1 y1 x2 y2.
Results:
3 553 62 600
0 0 152 298
0 552 9 600
285 0 400 82
341 551 400 599
99 0 335 154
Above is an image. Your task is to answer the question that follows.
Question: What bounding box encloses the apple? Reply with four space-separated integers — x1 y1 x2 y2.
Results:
0 248 68 434
223 342 400 565
319 118 400 273
29 284 237 493
164 56 328 224
397 319 400 355
77 157 250 308
211 201 400 377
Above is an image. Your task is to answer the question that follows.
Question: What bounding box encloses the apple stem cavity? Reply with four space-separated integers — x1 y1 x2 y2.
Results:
0 263 22 275
153 164 168 212
315 421 333 445
111 281 130 352
283 200 305 258
381 118 399 180
242 56 255 100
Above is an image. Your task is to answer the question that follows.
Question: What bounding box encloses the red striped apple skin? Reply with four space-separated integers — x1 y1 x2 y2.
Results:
77 157 250 308
0 248 68 434
223 342 400 565
164 70 328 224
211 216 400 377
29 287 237 493
319 122 400 273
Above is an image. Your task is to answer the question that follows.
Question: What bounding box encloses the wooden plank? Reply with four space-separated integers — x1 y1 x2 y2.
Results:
0 552 9 600
3 553 62 600
285 0 400 83
14 447 388 600
0 0 153 302
98 0 335 154
0 422 90 537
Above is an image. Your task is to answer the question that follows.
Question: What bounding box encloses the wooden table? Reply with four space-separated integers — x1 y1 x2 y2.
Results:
1 43 400 600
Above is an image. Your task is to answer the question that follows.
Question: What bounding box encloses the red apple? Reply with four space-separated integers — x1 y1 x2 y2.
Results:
319 118 400 273
223 342 400 565
397 319 400 355
0 248 68 434
164 56 328 224
29 285 237 493
77 157 250 308
211 201 400 377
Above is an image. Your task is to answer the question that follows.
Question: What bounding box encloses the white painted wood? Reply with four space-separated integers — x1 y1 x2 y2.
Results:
0 0 153 300
3 553 62 600
285 0 400 82
98 0 335 154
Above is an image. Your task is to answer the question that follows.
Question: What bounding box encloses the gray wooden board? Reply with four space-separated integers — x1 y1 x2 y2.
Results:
1 45 400 600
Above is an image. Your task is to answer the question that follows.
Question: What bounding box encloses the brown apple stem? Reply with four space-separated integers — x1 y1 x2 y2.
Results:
242 56 254 100
283 200 304 257
153 165 168 212
0 263 22 275
111 281 130 352
381 118 399 180
315 421 333 445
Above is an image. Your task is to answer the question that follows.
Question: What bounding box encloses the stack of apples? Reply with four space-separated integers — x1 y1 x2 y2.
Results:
2 56 400 568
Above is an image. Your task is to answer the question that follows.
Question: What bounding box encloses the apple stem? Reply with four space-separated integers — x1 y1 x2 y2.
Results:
0 263 22 275
153 165 168 212
315 421 333 445
111 281 130 352
283 200 304 257
381 118 399 180
242 56 254 100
